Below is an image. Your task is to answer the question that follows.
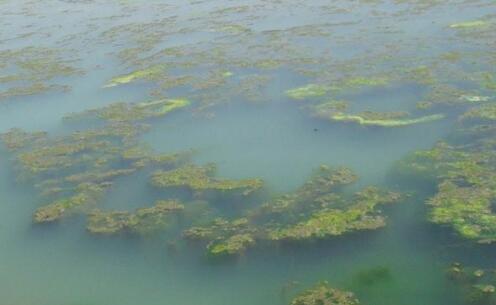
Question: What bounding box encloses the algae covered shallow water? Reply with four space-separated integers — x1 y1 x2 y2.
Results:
1 1 496 305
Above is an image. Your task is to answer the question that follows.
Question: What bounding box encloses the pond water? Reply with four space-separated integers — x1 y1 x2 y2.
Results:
1 1 496 305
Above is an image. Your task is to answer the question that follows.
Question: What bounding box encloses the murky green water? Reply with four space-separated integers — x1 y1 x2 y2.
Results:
1 1 496 305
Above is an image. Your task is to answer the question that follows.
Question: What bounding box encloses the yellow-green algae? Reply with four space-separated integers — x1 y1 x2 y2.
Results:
311 103 445 127
328 112 445 127
310 98 445 127
449 20 488 29
290 282 360 305
286 77 389 101
103 64 167 88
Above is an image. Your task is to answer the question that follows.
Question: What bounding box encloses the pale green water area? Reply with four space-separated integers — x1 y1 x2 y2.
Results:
1 1 496 305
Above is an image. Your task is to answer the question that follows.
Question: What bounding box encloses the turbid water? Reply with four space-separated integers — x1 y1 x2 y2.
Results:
1 1 496 305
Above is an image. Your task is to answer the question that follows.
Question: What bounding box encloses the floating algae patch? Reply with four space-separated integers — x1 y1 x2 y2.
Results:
0 46 82 101
415 84 474 110
338 76 390 91
103 64 168 88
428 181 496 242
34 182 107 223
253 166 359 221
65 98 190 122
461 104 496 122
267 187 400 241
396 103 496 243
312 106 446 127
184 218 257 257
329 113 445 127
449 20 488 29
290 282 360 305
286 84 331 100
0 100 193 224
182 166 401 257
150 163 263 196
87 200 184 235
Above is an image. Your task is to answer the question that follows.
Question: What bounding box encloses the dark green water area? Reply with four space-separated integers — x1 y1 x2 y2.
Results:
1 1 496 304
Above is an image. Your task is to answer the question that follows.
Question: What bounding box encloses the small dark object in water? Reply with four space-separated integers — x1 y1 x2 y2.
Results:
313 128 319 132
